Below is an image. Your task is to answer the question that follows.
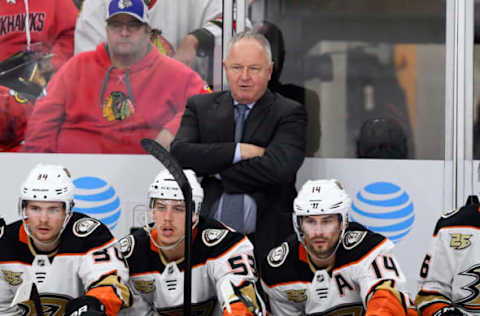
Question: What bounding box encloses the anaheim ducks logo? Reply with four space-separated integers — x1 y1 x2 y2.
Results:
102 91 135 122
118 235 135 259
343 231 367 250
202 229 228 247
458 264 480 310
2 270 22 286
73 218 101 237
18 293 71 316
267 242 289 268
133 279 156 294
450 233 472 250
285 289 307 303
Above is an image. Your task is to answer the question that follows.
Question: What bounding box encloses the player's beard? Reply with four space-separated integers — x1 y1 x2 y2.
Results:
306 233 341 259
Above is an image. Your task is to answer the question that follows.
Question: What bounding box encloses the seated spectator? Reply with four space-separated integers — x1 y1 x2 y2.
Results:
356 117 409 159
24 0 209 154
0 0 77 151
75 0 223 71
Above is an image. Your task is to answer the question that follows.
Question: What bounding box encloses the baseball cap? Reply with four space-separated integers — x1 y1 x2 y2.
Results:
106 0 150 24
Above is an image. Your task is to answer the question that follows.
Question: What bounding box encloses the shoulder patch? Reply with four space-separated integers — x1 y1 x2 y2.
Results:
2 270 23 286
202 229 228 247
118 235 135 259
343 231 367 250
73 218 101 237
267 242 289 268
442 208 460 218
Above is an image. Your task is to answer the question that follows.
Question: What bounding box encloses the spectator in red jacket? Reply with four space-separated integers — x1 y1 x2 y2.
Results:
0 0 77 151
24 0 209 154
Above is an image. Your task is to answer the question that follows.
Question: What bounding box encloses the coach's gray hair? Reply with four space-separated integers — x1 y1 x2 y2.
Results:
225 31 273 63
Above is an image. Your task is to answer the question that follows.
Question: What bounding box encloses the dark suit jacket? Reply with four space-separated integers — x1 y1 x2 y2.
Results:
171 89 307 261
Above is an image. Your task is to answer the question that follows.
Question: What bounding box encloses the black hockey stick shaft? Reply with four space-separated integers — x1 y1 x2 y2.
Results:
141 138 193 315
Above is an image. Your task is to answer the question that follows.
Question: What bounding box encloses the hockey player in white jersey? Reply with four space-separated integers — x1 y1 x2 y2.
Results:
416 195 480 316
261 179 416 316
117 169 265 316
0 163 131 316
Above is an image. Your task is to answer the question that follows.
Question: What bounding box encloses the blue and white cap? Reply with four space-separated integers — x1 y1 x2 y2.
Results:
106 0 150 24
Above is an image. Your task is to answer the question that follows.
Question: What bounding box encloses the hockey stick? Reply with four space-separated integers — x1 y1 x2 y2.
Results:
10 280 44 316
141 138 193 315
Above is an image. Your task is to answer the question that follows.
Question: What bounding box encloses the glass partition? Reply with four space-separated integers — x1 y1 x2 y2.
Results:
249 0 446 159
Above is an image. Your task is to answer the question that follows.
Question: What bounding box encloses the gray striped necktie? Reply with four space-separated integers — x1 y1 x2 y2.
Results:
221 104 248 231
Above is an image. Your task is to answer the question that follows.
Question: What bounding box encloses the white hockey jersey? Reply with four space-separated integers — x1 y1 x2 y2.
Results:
74 0 223 55
0 212 130 316
261 222 411 316
117 217 264 316
416 202 480 315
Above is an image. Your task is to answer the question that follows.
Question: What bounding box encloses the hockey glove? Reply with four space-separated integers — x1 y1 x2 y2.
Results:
432 306 465 316
65 295 106 316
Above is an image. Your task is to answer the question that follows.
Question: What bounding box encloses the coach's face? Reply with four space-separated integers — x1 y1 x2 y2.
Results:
223 38 273 104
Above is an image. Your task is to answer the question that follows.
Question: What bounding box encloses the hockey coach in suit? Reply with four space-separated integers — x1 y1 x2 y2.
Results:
171 30 307 261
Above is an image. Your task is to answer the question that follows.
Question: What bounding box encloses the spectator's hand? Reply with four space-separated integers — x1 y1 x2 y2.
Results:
155 128 175 151
174 34 199 67
240 143 265 160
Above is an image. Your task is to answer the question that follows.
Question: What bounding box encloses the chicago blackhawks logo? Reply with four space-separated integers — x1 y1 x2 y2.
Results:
102 91 135 121
118 0 133 9
2 270 22 286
